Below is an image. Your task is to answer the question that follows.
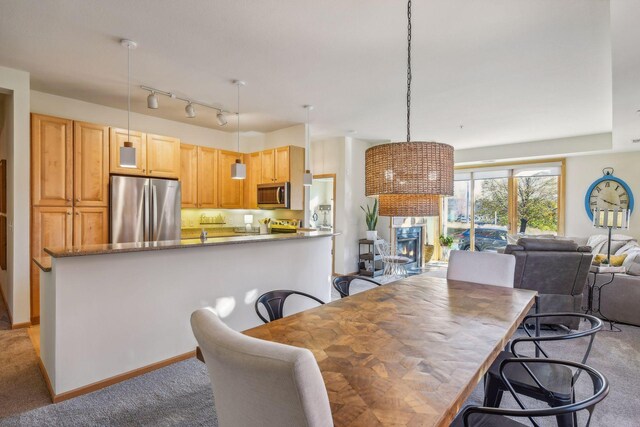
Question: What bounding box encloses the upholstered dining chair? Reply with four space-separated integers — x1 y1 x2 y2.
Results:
447 250 516 287
191 308 333 427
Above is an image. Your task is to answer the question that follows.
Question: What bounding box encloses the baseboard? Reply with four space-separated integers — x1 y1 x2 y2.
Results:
11 321 31 329
37 359 55 403
41 350 196 403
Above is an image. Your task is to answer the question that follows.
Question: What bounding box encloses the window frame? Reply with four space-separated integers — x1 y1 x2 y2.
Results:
437 158 566 257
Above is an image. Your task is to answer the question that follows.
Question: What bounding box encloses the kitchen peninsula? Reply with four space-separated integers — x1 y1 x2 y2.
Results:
35 230 334 401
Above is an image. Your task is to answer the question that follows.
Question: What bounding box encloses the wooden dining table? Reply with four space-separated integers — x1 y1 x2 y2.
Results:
243 275 537 427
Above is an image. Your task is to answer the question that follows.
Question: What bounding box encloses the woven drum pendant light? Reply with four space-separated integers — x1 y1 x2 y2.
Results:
365 0 454 217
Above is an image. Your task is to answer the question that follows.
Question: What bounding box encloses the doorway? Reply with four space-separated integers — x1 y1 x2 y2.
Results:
310 174 336 274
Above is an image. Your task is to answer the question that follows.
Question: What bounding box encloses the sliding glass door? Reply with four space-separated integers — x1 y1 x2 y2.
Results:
442 161 563 253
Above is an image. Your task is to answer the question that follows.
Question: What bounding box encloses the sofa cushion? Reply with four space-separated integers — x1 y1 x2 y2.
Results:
517 238 578 252
627 256 640 276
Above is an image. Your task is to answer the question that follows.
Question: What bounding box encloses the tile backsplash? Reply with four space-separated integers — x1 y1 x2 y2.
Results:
181 208 303 229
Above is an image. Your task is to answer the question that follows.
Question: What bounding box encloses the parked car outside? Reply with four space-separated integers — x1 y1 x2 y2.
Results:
454 227 508 252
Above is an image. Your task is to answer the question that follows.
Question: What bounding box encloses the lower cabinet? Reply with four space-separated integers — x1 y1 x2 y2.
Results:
30 206 108 323
73 207 109 246
30 206 73 323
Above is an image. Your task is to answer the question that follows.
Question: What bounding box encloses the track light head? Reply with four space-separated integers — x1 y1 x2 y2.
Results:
216 111 228 126
147 92 159 109
185 102 196 118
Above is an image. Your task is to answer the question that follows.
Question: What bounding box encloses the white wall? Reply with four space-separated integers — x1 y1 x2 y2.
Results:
0 95 8 304
565 151 640 240
311 136 373 274
0 66 30 325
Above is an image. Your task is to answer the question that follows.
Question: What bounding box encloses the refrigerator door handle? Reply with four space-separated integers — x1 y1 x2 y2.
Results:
143 184 150 242
152 184 158 241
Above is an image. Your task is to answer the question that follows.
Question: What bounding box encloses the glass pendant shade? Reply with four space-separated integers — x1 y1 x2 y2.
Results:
303 170 313 187
365 141 454 216
231 159 246 180
119 143 136 168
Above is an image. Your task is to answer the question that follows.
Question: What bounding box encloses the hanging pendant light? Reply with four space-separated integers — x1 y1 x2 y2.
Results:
120 39 137 168
231 80 247 180
303 105 313 187
365 0 453 217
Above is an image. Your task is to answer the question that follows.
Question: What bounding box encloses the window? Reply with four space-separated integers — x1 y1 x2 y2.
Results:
442 161 564 253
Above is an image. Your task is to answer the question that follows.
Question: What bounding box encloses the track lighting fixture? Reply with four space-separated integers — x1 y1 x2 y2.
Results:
216 111 228 126
147 91 159 109
140 85 228 126
185 102 196 118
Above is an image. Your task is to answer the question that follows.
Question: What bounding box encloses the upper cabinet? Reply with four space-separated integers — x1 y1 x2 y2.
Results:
110 129 180 179
147 134 180 178
180 143 198 208
218 150 244 209
74 121 109 207
275 146 290 182
110 128 147 176
244 151 262 209
198 147 218 208
31 114 73 206
261 149 276 184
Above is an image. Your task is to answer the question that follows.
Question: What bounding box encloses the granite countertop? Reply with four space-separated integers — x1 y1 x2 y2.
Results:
43 230 337 259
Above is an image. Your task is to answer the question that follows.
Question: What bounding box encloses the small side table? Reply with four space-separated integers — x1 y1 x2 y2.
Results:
584 266 624 332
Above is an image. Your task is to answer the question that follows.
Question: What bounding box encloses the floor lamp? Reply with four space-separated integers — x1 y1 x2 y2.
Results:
592 207 630 264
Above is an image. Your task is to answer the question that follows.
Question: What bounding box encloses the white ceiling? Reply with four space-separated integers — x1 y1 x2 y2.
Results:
0 0 617 149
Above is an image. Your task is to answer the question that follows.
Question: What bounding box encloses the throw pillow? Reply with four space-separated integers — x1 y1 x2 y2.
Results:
627 256 640 276
594 253 628 266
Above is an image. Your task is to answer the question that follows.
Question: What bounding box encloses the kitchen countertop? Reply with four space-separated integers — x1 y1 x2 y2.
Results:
33 256 52 272
43 230 337 259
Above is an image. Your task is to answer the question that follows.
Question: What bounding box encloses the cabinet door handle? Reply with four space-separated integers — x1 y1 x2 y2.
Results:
66 198 71 202
67 211 72 215
76 198 80 202
149 170 153 174
75 212 79 216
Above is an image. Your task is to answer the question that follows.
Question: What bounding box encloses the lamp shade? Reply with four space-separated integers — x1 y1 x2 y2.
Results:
231 159 246 180
593 207 629 229
366 141 453 216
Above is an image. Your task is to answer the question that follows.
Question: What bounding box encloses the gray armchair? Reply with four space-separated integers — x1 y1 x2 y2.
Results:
504 238 593 329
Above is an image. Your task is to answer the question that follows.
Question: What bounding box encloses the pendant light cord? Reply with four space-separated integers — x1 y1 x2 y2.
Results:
407 0 412 143
237 82 240 152
127 43 131 141
306 107 310 169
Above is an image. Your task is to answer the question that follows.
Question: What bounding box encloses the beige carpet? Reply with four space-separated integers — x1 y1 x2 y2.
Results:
0 328 50 418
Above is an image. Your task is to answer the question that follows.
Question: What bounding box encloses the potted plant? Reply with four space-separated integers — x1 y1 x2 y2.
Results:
439 234 454 261
361 199 378 241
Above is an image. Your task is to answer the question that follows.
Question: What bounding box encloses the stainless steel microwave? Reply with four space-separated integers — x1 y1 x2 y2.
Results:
257 182 290 209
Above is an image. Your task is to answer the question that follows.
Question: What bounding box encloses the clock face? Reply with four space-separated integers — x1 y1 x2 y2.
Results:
585 175 634 220
588 179 630 210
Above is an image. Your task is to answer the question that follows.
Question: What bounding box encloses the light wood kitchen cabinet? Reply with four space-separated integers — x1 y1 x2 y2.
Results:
180 144 198 208
31 114 73 206
261 149 276 183
198 147 218 208
218 150 244 209
110 128 147 176
74 121 109 207
31 206 73 322
147 134 180 179
73 207 109 247
275 146 290 182
244 151 262 209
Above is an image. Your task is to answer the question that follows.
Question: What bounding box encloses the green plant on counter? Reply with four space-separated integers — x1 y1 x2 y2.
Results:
360 199 378 231
439 235 454 247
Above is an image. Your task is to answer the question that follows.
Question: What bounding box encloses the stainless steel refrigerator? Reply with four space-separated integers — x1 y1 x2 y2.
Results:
110 176 181 244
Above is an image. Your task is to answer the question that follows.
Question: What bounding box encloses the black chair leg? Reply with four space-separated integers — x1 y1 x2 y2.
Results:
553 398 575 427
483 375 504 407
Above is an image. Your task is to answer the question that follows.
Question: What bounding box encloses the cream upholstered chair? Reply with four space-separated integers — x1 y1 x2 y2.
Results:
446 250 515 287
190 308 333 427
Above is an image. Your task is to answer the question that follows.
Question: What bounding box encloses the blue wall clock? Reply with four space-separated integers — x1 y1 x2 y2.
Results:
585 167 634 221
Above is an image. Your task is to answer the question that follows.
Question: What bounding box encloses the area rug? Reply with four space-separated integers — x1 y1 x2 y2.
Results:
0 329 50 419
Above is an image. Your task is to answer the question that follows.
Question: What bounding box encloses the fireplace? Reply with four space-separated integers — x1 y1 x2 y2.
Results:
395 227 422 271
